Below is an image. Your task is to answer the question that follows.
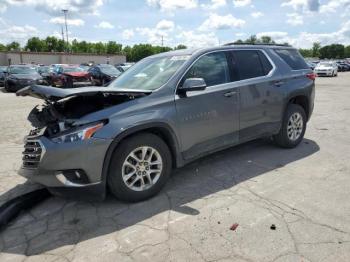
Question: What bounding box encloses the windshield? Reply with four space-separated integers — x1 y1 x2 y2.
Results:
9 66 37 74
63 67 84 73
99 65 121 75
109 55 189 90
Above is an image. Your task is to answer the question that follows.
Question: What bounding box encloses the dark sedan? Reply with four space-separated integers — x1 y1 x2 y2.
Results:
0 66 7 87
4 65 45 92
88 64 122 86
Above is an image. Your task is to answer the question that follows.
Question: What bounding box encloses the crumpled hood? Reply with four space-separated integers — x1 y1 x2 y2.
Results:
16 85 152 101
63 72 89 77
8 73 41 80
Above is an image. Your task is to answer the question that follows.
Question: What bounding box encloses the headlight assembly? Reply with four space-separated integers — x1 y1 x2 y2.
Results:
51 122 104 143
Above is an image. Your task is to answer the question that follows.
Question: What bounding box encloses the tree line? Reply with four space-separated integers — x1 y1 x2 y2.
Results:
0 37 186 62
1 35 349 61
233 35 350 59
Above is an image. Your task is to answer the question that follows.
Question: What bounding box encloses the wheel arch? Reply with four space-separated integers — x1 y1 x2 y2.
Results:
101 122 183 186
287 95 310 120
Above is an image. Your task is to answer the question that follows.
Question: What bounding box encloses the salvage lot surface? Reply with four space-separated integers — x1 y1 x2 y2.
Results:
0 74 350 262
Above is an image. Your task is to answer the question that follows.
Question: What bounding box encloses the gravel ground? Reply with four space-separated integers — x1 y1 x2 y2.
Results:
0 74 349 262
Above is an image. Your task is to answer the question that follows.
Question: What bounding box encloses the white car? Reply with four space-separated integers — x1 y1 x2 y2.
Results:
314 62 338 77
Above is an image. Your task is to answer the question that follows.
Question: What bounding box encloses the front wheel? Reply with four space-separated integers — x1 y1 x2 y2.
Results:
107 133 172 202
273 104 307 148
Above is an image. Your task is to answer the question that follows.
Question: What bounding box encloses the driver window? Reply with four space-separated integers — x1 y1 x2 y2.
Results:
183 52 230 87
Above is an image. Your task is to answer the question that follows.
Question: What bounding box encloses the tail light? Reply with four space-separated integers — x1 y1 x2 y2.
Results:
306 73 316 81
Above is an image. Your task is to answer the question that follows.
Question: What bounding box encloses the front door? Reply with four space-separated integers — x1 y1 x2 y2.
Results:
175 51 239 160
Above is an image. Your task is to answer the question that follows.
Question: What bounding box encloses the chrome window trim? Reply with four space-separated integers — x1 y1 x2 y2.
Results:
175 48 277 92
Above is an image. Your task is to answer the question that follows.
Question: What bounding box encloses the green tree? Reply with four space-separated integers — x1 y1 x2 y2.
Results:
6 41 21 51
259 36 275 44
174 44 187 50
299 48 313 58
345 45 350 58
0 43 6 51
106 41 122 54
25 37 45 52
245 35 258 44
312 42 321 58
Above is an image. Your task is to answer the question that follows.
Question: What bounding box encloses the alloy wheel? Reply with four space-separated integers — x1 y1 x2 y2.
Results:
121 146 163 192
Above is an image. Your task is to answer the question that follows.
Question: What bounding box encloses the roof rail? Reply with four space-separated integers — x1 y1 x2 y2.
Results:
223 42 290 47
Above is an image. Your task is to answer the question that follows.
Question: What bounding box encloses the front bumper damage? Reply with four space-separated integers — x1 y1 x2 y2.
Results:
19 135 113 200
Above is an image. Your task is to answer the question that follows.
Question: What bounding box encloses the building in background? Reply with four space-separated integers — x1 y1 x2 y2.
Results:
0 51 126 66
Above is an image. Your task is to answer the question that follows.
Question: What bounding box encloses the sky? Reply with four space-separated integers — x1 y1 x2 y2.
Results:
0 0 350 49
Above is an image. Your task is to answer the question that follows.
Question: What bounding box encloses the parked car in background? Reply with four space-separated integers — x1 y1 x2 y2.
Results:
307 62 316 70
36 66 52 85
314 61 338 77
336 62 350 72
17 45 315 202
115 63 134 72
0 66 7 86
50 65 93 88
88 64 122 86
4 65 44 92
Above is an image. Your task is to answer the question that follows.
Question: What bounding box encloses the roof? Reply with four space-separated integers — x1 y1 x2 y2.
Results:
149 44 295 59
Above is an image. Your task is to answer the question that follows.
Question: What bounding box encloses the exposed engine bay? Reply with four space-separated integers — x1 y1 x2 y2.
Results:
18 86 150 138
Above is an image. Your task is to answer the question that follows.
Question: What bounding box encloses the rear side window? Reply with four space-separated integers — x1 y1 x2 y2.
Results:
274 49 308 70
183 52 230 87
232 50 272 80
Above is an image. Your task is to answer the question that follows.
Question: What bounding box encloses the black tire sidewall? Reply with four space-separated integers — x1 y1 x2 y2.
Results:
107 133 172 202
275 104 307 148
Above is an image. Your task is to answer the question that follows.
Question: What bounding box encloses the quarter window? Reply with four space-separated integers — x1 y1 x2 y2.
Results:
182 52 230 87
274 49 308 70
233 50 271 80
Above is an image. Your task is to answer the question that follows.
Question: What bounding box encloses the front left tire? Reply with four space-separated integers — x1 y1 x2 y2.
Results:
107 133 172 202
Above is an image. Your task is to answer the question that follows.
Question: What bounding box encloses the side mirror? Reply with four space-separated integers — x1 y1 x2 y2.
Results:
179 78 207 93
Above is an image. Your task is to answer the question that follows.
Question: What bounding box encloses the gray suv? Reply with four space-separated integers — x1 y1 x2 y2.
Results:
17 45 315 202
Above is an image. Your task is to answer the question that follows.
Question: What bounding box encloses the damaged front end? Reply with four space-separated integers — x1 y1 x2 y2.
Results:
16 85 151 199
18 85 150 138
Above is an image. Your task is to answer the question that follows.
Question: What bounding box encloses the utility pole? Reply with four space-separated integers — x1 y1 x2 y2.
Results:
62 9 69 52
61 25 65 42
161 35 164 47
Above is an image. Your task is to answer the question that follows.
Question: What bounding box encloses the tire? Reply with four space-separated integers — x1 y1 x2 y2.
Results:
273 104 307 148
107 133 172 202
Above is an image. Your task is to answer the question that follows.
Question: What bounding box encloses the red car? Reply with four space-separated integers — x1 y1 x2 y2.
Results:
51 65 93 88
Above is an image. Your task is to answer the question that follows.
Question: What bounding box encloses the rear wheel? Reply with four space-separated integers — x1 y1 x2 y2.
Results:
273 104 306 148
107 133 172 202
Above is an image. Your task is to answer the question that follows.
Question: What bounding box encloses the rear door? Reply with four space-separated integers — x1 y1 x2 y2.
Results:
231 49 284 141
175 51 240 160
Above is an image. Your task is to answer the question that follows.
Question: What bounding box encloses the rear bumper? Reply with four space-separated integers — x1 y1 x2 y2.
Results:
18 136 113 200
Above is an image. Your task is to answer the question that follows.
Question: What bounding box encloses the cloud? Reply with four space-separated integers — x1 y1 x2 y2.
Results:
147 0 198 11
49 17 85 26
94 21 114 29
251 11 264 18
320 0 350 13
156 20 175 31
176 30 219 48
201 0 226 9
0 19 40 45
1 0 104 16
281 0 320 12
257 21 350 48
199 13 245 31
286 13 304 25
233 0 251 7
122 29 134 40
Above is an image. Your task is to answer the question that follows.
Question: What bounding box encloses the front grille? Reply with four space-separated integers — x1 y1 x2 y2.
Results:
22 140 43 169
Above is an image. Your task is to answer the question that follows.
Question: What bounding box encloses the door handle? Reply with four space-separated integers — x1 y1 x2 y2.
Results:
273 81 285 87
224 91 237 97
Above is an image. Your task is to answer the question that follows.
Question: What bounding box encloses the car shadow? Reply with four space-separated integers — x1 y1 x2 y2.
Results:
0 138 319 256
